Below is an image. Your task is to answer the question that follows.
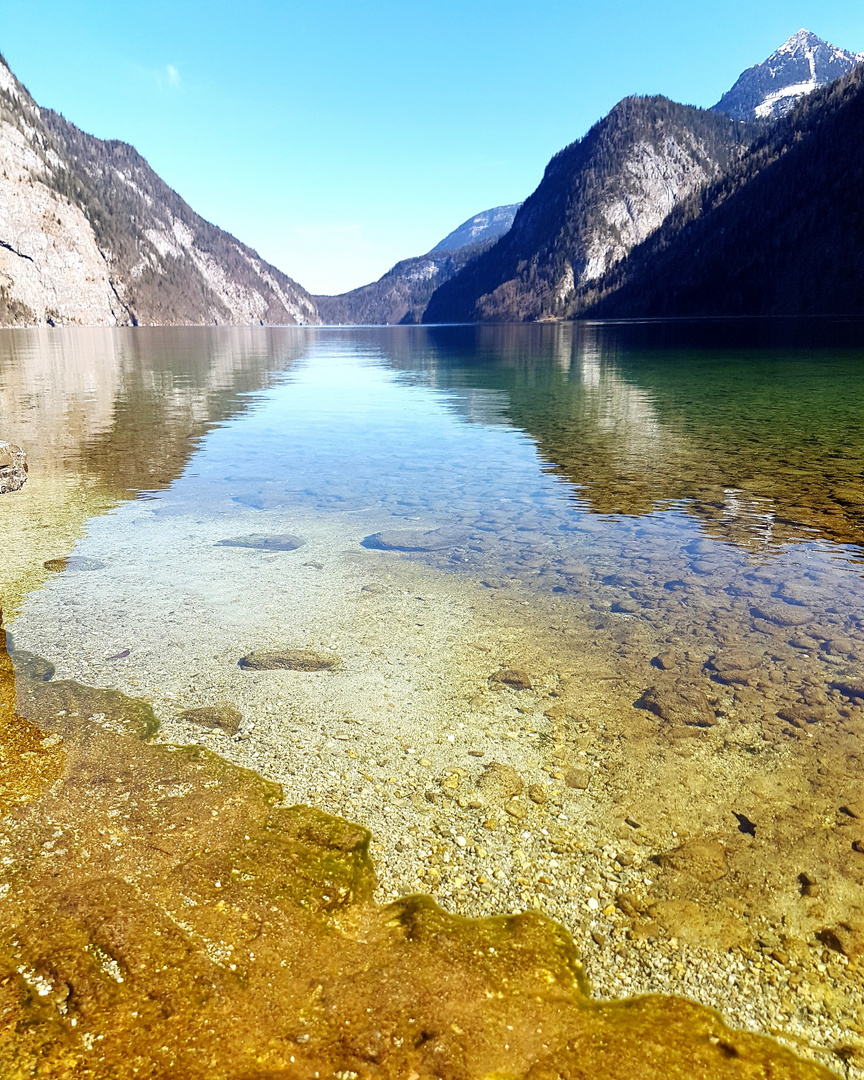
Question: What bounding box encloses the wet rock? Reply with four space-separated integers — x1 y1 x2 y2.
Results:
564 767 591 790
10 651 55 683
830 679 864 703
818 923 864 959
659 839 727 882
43 556 106 572
239 649 340 672
651 650 676 671
217 534 304 551
707 650 763 685
361 529 462 552
477 762 524 801
776 705 834 729
649 899 748 950
636 684 718 728
179 704 243 736
490 667 532 691
750 602 813 627
0 441 27 493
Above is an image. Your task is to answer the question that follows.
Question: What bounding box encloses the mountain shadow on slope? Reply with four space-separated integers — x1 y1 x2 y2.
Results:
423 97 757 324
576 65 864 319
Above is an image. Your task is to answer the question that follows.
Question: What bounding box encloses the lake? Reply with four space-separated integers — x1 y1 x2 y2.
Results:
1 322 862 1077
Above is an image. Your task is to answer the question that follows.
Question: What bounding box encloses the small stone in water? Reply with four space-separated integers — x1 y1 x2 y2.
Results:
477 762 524 800
44 557 106 572
179 704 243 736
217 534 305 551
565 768 591 790
239 649 340 672
490 668 533 690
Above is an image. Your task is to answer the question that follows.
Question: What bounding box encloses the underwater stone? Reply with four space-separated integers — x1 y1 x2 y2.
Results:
361 529 462 552
43 556 106 572
216 534 305 551
0 442 27 493
239 648 340 672
179 704 243 735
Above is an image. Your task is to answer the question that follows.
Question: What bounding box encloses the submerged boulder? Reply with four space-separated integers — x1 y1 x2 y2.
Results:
0 442 27 493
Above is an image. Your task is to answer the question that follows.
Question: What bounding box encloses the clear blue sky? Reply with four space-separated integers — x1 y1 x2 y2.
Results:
1 1 862 294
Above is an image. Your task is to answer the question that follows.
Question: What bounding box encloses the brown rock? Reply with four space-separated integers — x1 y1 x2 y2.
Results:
818 923 864 959
490 668 532 691
750 603 813 628
527 784 547 805
564 768 591 790
776 705 835 728
637 685 718 728
659 839 727 882
239 649 339 671
179 704 242 736
831 679 864 702
0 441 27 494
708 651 763 685
504 799 527 820
477 762 524 800
650 899 748 950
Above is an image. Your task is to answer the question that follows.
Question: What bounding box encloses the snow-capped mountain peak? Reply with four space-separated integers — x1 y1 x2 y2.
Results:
712 29 864 121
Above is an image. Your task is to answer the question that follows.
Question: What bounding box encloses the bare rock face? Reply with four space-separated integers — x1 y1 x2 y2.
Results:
0 59 319 328
0 442 27 493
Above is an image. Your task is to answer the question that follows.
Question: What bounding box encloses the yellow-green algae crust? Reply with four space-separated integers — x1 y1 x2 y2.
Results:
0 615 835 1079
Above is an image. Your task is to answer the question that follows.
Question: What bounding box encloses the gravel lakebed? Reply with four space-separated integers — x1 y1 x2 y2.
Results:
10 498 864 1078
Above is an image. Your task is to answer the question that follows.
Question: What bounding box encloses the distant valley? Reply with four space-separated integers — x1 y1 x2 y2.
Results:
314 204 520 325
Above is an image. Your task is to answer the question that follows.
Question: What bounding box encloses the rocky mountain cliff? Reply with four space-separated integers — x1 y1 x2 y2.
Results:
0 56 318 327
575 65 864 319
423 98 755 324
314 205 520 325
712 29 863 121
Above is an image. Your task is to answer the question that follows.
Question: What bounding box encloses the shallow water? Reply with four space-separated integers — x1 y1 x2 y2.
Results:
1 322 864 1076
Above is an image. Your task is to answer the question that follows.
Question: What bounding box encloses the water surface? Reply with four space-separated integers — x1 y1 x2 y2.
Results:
1 322 863 1076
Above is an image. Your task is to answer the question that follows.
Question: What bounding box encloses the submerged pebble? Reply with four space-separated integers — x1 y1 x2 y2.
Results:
239 648 340 671
216 534 305 551
43 556 106 572
179 703 243 735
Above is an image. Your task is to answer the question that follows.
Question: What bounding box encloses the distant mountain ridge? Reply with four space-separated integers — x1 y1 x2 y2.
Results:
712 29 864 121
314 204 519 325
430 204 521 253
0 55 317 327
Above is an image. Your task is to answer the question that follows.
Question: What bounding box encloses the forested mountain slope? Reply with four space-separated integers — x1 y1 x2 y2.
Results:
423 97 755 324
0 55 317 327
576 66 864 319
